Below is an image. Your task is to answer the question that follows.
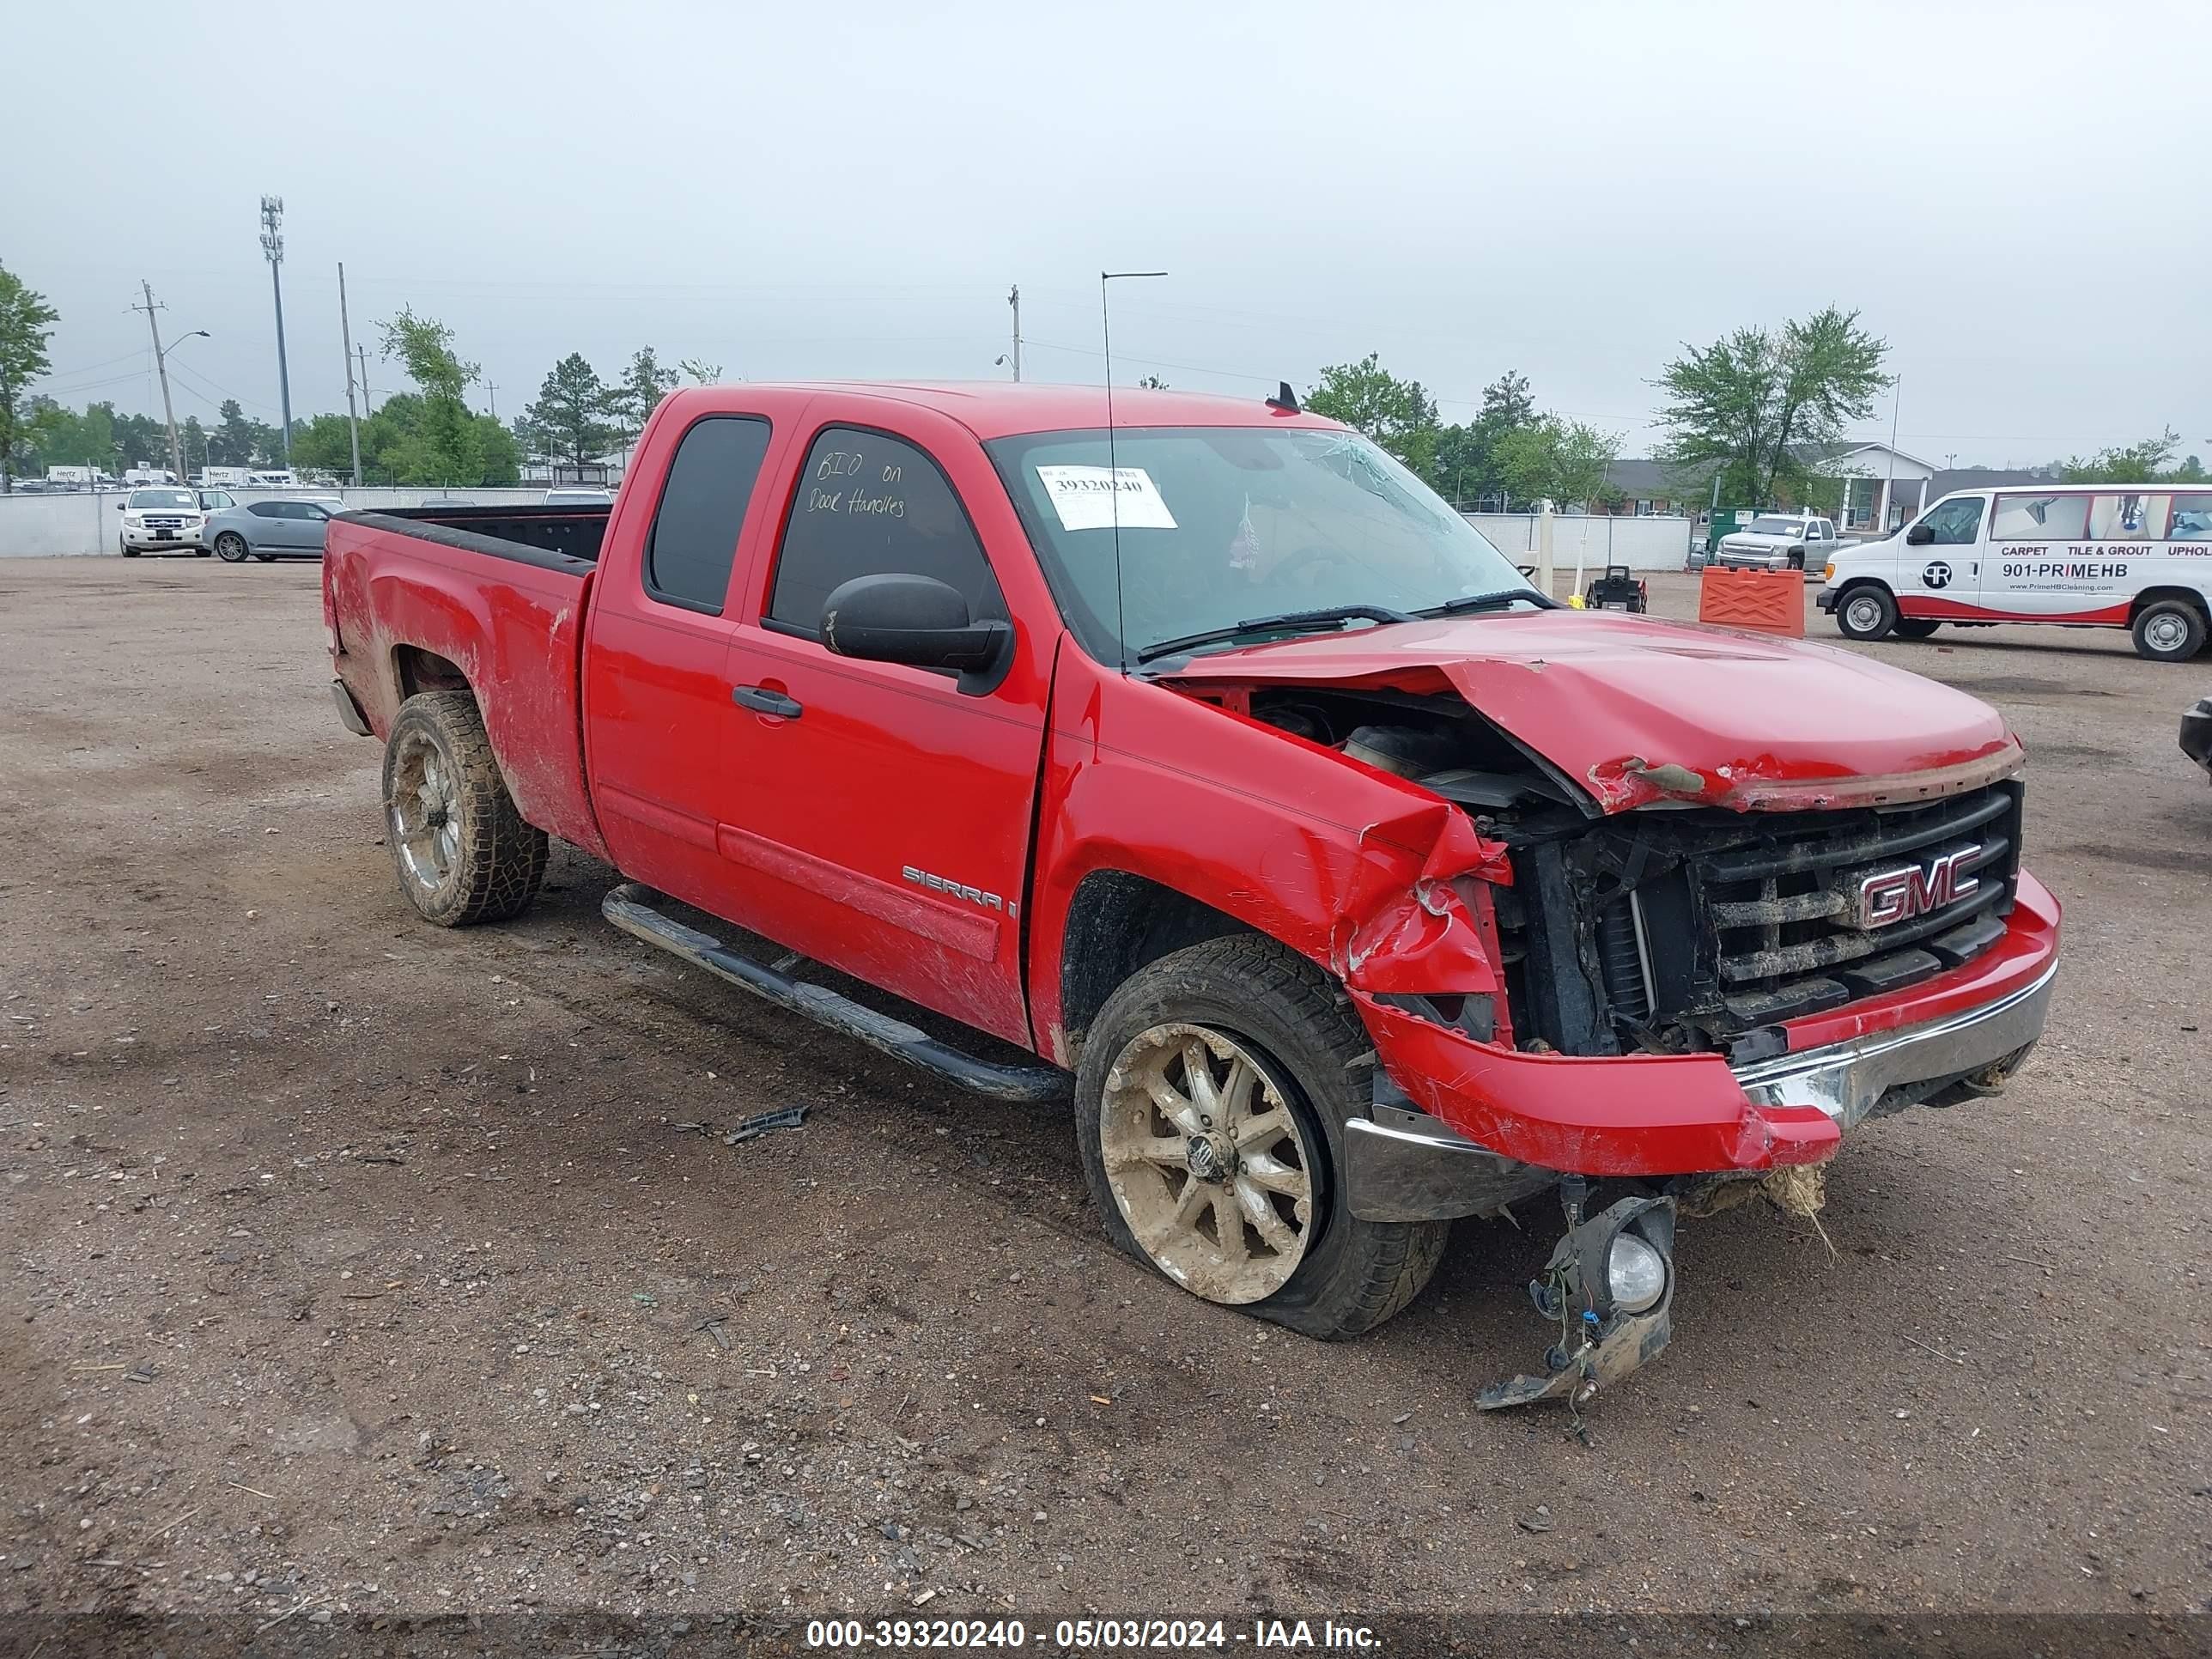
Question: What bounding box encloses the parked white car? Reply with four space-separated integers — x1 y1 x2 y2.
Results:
116 487 213 556
1820 483 2212 661
1714 512 1838 571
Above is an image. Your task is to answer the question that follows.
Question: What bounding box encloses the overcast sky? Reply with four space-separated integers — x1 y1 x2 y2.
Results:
13 0 2209 465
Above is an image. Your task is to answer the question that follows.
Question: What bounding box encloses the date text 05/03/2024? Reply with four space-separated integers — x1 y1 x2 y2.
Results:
802 1618 1382 1650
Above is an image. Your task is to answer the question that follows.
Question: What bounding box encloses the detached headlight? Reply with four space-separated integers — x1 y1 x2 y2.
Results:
1607 1233 1668 1313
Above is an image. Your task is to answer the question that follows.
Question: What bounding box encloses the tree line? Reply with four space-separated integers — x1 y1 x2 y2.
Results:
2 256 2199 500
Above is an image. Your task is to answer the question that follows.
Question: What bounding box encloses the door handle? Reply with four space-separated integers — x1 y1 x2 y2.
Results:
731 684 803 720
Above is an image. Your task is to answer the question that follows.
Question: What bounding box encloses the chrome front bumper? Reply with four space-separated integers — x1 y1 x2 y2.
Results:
1729 963 2056 1128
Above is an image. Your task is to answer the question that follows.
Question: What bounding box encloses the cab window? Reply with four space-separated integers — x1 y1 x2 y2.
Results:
767 427 1002 635
643 416 774 614
1917 496 1984 545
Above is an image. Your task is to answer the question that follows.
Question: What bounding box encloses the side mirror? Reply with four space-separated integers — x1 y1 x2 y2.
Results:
822 573 1012 695
114 501 125 511
1905 524 1935 546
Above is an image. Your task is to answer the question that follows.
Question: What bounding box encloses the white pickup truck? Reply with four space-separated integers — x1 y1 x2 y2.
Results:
1715 512 1838 571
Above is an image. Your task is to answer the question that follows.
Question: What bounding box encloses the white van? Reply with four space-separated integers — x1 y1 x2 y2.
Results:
1819 483 2212 662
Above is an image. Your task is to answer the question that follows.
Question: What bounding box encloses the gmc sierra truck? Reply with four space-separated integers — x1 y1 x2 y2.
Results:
323 383 2060 1409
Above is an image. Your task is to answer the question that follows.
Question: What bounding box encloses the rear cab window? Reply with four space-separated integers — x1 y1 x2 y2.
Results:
766 427 1003 636
643 416 774 613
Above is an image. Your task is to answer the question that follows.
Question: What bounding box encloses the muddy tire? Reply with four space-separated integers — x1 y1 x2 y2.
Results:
2131 599 2206 663
380 690 547 927
1835 583 1896 641
1073 935 1448 1340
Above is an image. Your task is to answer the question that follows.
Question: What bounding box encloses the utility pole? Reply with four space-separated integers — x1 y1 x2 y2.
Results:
1008 285 1022 381
486 383 499 421
132 282 186 486
356 344 374 416
337 261 362 487
260 196 293 465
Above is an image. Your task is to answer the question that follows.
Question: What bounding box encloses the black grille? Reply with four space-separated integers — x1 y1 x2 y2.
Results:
1692 784 2021 1026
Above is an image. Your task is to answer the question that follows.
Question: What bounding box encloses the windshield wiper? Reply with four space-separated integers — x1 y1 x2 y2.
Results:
1420 588 1550 617
1135 603 1417 665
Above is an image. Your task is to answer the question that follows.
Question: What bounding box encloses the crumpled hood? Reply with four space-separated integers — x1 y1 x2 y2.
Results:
1158 608 2021 813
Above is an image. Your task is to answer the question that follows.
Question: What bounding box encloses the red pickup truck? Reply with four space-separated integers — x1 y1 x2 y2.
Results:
323 383 2059 1407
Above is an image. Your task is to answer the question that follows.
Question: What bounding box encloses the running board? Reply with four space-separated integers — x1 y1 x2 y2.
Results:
602 883 1071 1104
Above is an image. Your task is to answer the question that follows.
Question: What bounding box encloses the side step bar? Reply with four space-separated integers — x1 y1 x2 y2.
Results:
603 883 1071 1104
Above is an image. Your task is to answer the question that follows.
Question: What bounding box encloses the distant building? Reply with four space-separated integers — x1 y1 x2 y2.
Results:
1597 447 2061 532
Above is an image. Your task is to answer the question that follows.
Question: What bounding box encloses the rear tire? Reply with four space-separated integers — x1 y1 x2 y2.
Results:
1073 935 1448 1340
2131 600 2206 663
1893 618 1941 640
380 690 548 927
1835 583 1896 641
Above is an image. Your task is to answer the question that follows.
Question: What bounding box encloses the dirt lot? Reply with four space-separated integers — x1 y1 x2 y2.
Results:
2 558 2207 1633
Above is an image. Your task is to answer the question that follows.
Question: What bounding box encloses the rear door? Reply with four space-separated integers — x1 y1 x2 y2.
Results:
714 406 1051 1046
1978 490 2124 621
583 409 783 911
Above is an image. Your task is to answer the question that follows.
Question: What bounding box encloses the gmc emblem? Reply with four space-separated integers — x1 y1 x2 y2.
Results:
1855 845 1981 930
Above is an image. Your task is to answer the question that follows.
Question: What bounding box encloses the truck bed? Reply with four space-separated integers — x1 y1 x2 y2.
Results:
324 505 611 861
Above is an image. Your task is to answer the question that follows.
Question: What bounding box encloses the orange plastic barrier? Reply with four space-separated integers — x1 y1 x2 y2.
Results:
1697 567 1805 637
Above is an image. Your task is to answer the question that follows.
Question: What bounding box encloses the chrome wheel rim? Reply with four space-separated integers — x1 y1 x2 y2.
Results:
2145 612 2188 653
216 535 246 562
1844 594 1885 634
388 731 461 897
1099 1023 1316 1304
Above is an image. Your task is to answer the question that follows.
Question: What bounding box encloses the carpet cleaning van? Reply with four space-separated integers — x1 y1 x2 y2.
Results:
1820 482 2212 662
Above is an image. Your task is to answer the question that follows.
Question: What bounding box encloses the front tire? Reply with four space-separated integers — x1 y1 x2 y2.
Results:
2132 599 2206 663
1835 583 1897 641
380 690 548 927
214 532 248 562
119 538 138 557
1073 935 1447 1340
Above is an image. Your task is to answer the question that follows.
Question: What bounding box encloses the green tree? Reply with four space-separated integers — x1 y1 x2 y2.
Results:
1304 352 1439 474
290 413 357 474
212 400 258 466
1425 371 1534 506
1654 307 1889 507
521 352 617 468
0 262 59 490
678 356 722 386
377 308 483 482
1491 416 1620 510
2062 427 2183 483
611 346 679 445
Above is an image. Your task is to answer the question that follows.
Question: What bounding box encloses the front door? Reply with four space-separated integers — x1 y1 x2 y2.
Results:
1898 494 1986 619
716 416 1048 1047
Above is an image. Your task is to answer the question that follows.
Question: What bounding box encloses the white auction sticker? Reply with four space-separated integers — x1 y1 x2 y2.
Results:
1036 465 1178 532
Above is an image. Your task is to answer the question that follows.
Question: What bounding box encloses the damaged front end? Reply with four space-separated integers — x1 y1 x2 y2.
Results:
1165 662 2055 1415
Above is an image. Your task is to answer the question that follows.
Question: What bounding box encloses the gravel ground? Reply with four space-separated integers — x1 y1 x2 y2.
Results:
1 558 2206 1632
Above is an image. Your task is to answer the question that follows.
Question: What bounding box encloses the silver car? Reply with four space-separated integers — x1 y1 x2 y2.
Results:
207 496 347 562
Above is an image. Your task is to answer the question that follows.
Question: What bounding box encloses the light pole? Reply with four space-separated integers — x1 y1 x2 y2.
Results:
260 196 293 465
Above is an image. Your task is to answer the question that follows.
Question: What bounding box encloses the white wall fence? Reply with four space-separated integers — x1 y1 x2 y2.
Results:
0 486 558 558
1465 512 1693 572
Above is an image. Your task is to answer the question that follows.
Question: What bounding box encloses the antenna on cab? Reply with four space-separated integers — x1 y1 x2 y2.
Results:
1101 270 1168 674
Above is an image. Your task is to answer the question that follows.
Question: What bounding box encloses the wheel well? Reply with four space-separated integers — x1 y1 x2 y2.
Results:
2129 586 2209 623
393 645 471 698
1057 872 1255 1062
1834 577 1892 601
